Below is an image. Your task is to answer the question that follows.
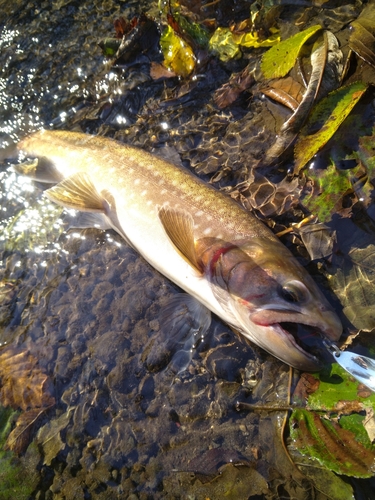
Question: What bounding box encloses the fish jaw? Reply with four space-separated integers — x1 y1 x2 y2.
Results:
246 304 342 370
237 319 323 371
249 303 342 343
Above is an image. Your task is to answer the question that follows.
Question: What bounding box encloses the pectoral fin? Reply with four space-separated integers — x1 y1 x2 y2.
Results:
67 212 112 231
146 293 211 374
45 173 106 212
158 207 202 272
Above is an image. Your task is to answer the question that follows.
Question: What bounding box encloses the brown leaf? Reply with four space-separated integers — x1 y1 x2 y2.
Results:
113 17 128 39
349 4 375 69
263 31 342 166
214 67 255 108
5 407 51 455
150 62 177 80
233 171 301 217
0 346 55 410
261 76 305 112
188 448 253 478
293 222 335 260
293 372 320 405
349 21 375 69
0 346 55 454
363 408 375 443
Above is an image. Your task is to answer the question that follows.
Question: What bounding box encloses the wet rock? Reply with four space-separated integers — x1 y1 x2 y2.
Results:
122 284 153 321
203 342 254 382
55 345 73 379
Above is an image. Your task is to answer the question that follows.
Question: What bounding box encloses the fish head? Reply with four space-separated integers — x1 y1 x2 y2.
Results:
196 237 342 371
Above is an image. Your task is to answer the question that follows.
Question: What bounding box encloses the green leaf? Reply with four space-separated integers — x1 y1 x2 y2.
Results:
303 163 353 222
357 129 375 178
294 82 368 173
0 406 37 499
290 408 375 477
290 364 375 477
261 25 322 79
294 463 355 500
307 363 375 413
98 38 121 57
340 414 374 450
173 12 210 48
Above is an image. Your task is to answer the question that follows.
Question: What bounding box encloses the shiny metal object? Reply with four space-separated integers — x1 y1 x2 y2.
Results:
324 339 375 392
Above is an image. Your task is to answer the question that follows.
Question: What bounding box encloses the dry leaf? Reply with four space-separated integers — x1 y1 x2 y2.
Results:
5 408 48 455
261 76 305 112
0 346 55 453
0 347 54 410
363 408 375 443
37 411 71 465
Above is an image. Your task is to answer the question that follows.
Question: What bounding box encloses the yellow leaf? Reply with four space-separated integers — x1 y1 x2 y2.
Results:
209 28 241 62
160 25 195 78
232 28 280 49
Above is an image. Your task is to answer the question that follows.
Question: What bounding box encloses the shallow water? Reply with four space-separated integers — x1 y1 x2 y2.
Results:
1 1 375 499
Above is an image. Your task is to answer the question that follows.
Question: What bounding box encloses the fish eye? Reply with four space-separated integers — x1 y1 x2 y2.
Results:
280 281 307 304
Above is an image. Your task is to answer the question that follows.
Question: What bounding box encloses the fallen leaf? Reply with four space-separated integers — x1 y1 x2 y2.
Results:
37 411 71 465
0 346 55 454
363 408 375 443
302 163 355 223
232 28 280 49
330 234 375 332
289 451 355 500
293 221 335 260
357 128 375 179
150 62 177 80
209 27 241 62
261 25 322 79
170 11 210 49
261 76 305 112
290 408 375 477
294 81 368 173
5 408 47 455
290 363 375 477
214 66 255 109
264 31 343 165
0 347 54 411
349 4 375 69
188 448 253 477
160 25 196 77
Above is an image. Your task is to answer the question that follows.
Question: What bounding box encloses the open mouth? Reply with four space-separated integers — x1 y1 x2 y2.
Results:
278 322 332 365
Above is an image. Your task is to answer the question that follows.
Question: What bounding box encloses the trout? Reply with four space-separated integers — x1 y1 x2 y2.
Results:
5 130 342 370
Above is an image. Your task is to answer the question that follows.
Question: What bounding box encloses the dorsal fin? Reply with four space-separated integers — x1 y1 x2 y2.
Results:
158 206 202 273
45 172 105 212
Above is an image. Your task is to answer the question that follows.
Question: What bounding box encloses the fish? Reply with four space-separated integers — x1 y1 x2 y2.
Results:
3 129 342 370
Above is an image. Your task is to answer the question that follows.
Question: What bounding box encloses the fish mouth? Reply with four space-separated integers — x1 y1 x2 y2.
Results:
248 308 342 371
274 322 334 369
